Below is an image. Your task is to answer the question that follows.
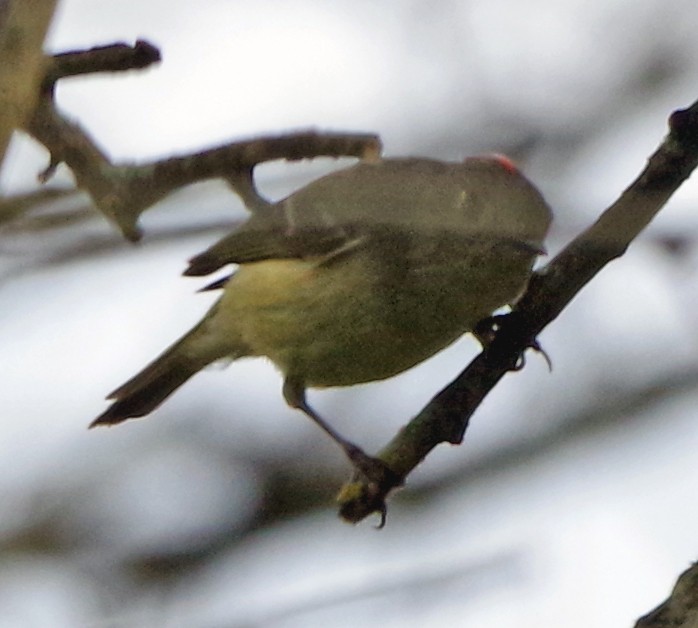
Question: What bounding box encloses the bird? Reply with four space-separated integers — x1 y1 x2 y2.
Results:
91 155 552 467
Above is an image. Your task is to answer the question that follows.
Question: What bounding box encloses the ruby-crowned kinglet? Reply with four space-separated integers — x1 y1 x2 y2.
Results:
92 156 551 460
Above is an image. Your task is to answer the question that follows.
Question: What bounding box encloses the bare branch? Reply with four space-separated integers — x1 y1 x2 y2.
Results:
42 40 161 86
21 41 382 241
337 100 698 523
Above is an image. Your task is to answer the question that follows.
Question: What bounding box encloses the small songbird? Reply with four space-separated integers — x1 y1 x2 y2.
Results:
92 156 552 463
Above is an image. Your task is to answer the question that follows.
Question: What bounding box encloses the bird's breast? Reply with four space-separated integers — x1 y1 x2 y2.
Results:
215 244 533 388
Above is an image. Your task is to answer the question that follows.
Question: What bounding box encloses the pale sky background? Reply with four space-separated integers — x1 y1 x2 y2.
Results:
2 1 698 627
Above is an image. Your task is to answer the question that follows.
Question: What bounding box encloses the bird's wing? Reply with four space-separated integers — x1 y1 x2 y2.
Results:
185 156 551 279
184 207 351 277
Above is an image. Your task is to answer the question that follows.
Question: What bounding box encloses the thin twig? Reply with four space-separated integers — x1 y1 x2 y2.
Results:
42 40 161 87
23 41 382 240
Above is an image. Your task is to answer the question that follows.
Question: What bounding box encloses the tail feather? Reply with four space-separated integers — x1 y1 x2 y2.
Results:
90 356 203 428
91 316 241 428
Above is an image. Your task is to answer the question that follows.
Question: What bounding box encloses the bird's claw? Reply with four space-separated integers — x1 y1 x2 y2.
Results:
337 446 402 527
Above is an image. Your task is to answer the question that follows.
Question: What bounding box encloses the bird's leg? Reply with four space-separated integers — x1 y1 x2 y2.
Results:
282 378 366 461
283 378 403 526
282 378 391 478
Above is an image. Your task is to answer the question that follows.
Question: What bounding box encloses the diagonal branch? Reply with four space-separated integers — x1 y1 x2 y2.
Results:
337 100 698 524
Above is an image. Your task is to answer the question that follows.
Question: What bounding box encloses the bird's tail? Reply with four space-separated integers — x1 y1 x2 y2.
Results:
90 317 241 428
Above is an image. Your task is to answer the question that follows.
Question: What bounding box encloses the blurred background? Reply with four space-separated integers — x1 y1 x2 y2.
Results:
2 0 698 626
